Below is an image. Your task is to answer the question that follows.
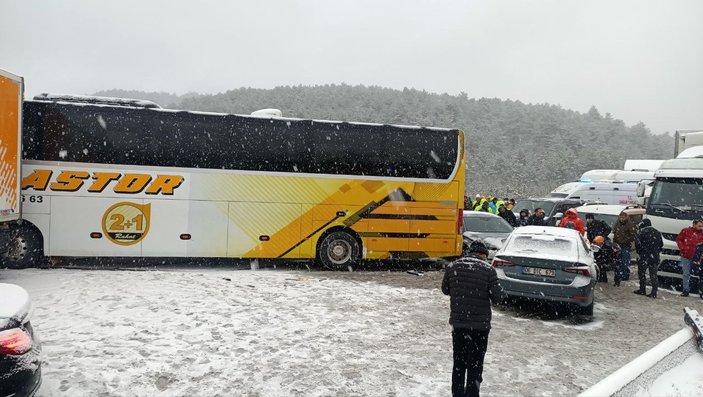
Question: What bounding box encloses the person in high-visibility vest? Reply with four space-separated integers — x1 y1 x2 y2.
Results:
470 194 481 211
488 198 498 214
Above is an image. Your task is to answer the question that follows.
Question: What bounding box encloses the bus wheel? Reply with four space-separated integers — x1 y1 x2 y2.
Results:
2 227 43 269
318 231 360 270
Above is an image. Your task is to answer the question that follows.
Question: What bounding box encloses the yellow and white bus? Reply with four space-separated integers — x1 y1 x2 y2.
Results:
6 94 465 269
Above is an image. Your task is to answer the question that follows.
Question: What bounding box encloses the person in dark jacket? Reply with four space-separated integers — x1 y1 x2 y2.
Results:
693 242 703 300
518 209 530 227
585 214 612 243
497 205 517 227
480 201 490 213
634 219 663 298
527 208 547 226
592 236 620 283
442 240 505 397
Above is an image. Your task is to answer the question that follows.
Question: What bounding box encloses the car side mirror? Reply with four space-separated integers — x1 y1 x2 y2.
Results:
553 212 563 220
591 245 601 253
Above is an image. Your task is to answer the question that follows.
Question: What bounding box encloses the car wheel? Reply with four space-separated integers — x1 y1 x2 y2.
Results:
2 227 43 269
579 302 594 316
318 231 360 270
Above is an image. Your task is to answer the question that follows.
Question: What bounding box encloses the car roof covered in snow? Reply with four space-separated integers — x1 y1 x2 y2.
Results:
511 226 583 239
517 197 584 203
576 204 645 216
0 283 31 328
462 210 502 219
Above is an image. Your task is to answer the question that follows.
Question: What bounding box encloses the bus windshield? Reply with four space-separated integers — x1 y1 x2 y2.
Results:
648 177 703 220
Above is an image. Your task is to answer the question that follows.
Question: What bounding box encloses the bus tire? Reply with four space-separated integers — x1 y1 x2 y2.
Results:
2 226 44 269
318 231 360 270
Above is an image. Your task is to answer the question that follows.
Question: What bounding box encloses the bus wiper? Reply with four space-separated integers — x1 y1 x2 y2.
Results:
653 203 687 213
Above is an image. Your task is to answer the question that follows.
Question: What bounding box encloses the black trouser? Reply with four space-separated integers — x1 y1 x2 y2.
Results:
638 257 659 295
452 328 490 397
597 263 609 282
597 261 617 283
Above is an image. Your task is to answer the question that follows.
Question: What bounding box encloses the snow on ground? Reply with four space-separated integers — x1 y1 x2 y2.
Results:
0 267 699 396
636 353 703 397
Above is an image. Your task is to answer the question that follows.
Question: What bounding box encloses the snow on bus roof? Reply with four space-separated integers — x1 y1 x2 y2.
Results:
31 94 457 132
34 93 161 109
152 108 454 131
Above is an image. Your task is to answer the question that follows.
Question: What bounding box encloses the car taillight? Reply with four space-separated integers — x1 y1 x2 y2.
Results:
457 214 464 234
565 266 591 277
0 328 33 355
492 258 514 267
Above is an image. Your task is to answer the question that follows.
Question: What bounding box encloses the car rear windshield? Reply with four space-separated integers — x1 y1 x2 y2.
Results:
578 213 618 228
463 216 513 233
507 235 575 256
512 200 555 215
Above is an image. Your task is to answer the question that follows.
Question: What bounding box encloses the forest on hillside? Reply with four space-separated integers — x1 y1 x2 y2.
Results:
94 86 673 197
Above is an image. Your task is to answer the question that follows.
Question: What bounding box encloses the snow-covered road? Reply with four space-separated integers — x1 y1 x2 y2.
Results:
0 267 697 396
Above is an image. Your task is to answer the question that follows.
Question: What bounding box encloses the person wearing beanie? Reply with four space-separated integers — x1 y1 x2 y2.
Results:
442 240 505 397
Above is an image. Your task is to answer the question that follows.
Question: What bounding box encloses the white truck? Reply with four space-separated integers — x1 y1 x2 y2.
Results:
643 131 703 287
548 181 637 204
550 164 662 205
0 69 24 260
675 129 703 158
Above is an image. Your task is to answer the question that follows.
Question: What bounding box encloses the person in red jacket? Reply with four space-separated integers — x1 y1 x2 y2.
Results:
675 219 703 297
559 208 585 236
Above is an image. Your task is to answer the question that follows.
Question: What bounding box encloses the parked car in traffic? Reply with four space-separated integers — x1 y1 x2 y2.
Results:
492 226 598 315
511 197 585 226
573 204 646 239
573 203 646 264
462 211 513 259
0 283 41 397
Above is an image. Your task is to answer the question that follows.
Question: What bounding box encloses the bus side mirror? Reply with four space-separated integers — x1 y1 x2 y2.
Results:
637 179 654 198
636 183 646 198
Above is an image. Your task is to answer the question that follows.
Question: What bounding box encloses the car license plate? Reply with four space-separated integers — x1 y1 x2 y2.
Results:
523 267 555 277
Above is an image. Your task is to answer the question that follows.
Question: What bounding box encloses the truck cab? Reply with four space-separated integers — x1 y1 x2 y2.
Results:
645 156 703 286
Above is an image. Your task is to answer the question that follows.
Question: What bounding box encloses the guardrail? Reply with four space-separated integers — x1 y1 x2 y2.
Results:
579 307 702 397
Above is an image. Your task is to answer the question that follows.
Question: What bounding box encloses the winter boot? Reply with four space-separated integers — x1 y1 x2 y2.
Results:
633 289 646 295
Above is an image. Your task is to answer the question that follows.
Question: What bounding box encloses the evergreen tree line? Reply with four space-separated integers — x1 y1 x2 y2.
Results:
94 85 672 197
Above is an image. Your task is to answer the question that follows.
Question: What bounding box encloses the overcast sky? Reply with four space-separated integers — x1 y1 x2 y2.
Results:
2 0 701 135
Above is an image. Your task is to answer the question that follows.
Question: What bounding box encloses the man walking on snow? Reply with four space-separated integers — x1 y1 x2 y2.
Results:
442 240 505 397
